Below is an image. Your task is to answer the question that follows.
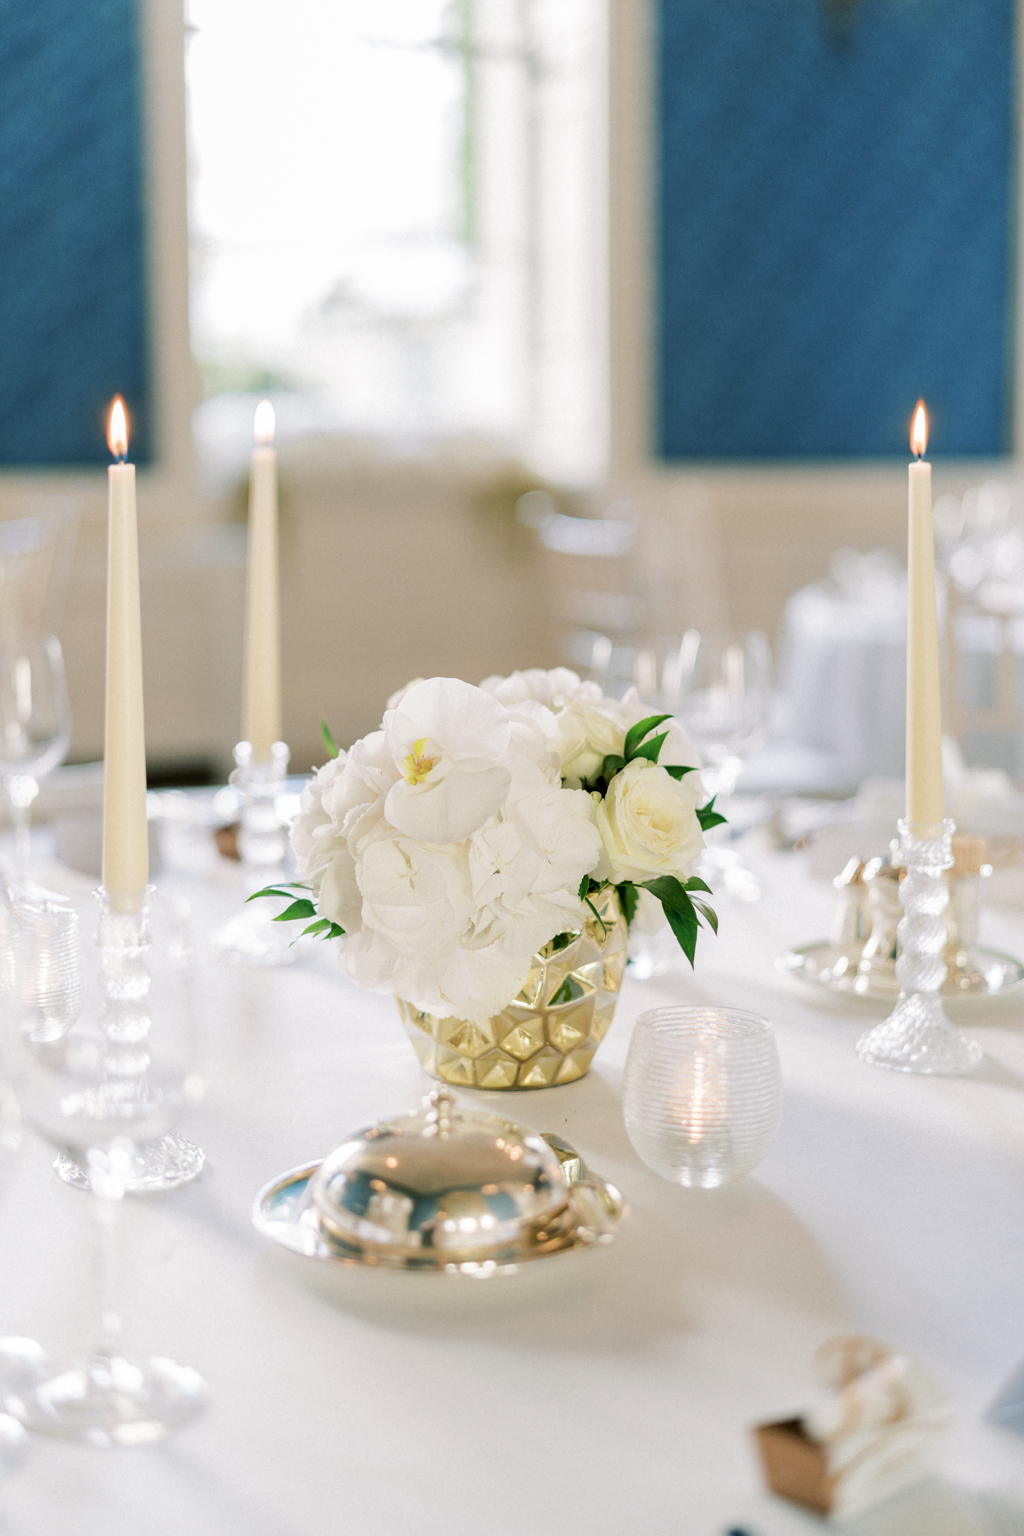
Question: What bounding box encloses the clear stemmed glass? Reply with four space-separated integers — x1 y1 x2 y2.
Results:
667 629 773 901
4 887 208 1445
0 636 71 885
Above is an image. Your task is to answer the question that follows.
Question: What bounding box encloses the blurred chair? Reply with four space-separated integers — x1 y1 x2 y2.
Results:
941 481 1024 778
0 506 78 648
768 549 907 795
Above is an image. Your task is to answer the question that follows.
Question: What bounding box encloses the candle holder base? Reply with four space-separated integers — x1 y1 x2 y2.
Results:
855 993 983 1075
53 1132 205 1194
209 889 302 968
7 1351 207 1446
855 819 982 1077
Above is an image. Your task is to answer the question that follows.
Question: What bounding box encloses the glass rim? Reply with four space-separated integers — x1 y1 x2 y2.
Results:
634 1005 773 1039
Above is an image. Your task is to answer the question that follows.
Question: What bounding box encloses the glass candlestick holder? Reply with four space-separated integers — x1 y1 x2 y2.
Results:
210 740 300 966
32 887 206 1194
856 820 983 1075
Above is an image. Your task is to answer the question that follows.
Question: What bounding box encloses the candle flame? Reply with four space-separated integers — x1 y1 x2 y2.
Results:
910 399 928 459
253 399 275 446
107 397 128 460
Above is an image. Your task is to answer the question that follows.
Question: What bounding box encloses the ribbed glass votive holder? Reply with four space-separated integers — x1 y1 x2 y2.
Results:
623 1006 782 1188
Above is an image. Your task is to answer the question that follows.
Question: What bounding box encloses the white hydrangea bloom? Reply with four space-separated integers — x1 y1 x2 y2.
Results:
290 676 603 1021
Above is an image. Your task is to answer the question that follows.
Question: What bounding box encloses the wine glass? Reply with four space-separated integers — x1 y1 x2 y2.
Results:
0 636 71 885
5 886 208 1446
667 629 773 900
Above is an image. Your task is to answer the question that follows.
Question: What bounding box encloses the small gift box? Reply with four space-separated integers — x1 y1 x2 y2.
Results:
754 1336 951 1520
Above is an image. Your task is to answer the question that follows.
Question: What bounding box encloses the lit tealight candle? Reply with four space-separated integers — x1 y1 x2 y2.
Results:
102 397 149 901
905 400 944 826
241 400 282 761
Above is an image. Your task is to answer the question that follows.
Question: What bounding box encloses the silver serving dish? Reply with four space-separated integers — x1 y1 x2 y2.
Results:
778 940 1024 1001
252 1087 624 1277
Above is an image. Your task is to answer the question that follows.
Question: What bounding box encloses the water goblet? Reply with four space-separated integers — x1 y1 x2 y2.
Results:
0 636 72 885
623 1006 782 1188
667 628 773 900
6 886 208 1445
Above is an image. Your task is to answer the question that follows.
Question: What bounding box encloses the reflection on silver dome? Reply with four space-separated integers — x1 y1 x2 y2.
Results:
308 1087 570 1263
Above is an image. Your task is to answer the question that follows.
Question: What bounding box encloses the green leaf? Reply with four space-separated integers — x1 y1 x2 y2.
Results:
583 896 609 938
629 730 669 766
692 900 719 935
623 713 672 760
638 875 696 912
549 931 574 952
299 918 347 940
697 794 728 832
617 881 638 927
321 719 339 758
273 898 317 923
578 873 591 901
681 876 713 896
245 884 309 904
664 896 699 968
600 754 626 783
664 764 697 781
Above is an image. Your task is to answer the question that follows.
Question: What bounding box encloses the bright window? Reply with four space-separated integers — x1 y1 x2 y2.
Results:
185 0 606 485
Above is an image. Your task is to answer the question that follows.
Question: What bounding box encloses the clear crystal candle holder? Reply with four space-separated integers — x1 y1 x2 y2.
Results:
210 739 300 966
623 1006 782 1188
23 886 206 1194
856 820 983 1076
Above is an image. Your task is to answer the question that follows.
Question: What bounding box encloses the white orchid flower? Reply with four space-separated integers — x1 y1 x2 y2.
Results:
382 676 512 844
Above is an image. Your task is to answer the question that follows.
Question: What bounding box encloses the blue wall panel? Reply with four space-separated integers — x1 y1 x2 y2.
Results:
657 0 1016 459
0 0 150 465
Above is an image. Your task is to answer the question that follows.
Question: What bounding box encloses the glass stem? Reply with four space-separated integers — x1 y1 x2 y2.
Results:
7 777 39 884
89 1159 125 1360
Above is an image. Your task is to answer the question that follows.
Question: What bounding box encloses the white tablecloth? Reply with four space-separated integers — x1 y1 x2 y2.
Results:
3 831 1024 1536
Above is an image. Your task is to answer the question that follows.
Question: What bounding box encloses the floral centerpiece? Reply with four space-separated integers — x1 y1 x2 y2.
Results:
258 669 725 1086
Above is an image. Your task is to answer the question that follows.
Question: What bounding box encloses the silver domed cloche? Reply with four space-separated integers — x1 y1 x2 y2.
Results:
251 1086 626 1274
309 1086 577 1264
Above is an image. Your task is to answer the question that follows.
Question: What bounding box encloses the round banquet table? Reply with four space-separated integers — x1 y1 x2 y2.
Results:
3 824 1024 1536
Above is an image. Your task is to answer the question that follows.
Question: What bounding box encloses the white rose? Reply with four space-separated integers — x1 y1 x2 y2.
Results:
594 759 704 885
555 701 627 787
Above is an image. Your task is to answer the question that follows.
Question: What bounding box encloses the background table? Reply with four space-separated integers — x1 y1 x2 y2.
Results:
2 826 1024 1536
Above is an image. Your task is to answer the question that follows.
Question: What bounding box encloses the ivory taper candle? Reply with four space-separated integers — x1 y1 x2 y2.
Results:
906 399 945 825
241 399 281 760
102 396 149 898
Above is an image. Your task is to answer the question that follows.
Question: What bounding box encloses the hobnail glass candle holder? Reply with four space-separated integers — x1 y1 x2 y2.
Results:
210 739 300 966
856 820 983 1076
623 1006 782 1188
20 886 205 1194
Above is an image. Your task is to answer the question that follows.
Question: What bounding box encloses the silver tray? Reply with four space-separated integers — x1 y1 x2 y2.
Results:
777 941 1024 1002
252 1137 625 1279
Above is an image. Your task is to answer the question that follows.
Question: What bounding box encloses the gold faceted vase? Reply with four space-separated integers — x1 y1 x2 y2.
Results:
397 886 627 1091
